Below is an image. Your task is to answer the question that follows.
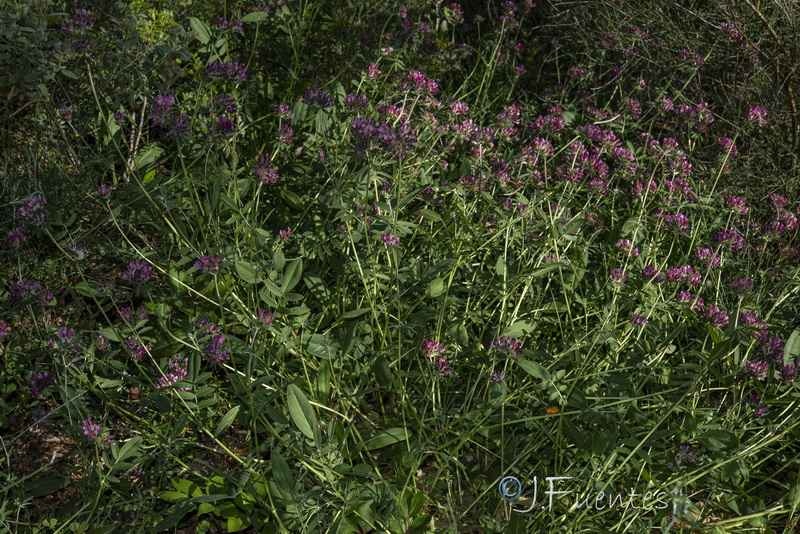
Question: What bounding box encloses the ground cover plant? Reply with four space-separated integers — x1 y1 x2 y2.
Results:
1 0 800 532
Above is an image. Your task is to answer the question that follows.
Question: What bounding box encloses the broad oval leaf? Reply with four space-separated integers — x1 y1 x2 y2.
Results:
214 405 240 438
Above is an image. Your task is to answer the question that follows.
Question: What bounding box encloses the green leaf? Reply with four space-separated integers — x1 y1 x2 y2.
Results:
280 189 303 210
234 261 260 284
154 504 195 531
785 329 800 361
517 359 551 380
428 277 444 297
133 144 163 171
116 436 142 462
287 384 318 442
188 17 210 44
502 320 536 338
282 258 303 294
364 428 408 450
272 248 285 270
697 429 737 452
215 405 240 438
271 450 294 496
240 12 269 22
143 168 157 184
99 327 123 342
74 281 102 297
315 360 331 401
338 308 371 320
495 255 506 276
373 355 393 390
419 209 442 222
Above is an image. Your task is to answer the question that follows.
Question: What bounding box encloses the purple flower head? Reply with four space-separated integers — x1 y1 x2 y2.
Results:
122 260 153 286
257 308 274 326
676 291 694 306
718 136 738 158
610 269 628 284
252 154 278 184
615 239 640 257
6 226 31 248
98 184 114 199
16 196 48 228
125 335 151 361
0 320 9 341
29 371 55 397
166 114 191 139
204 334 231 364
748 107 768 126
759 333 784 365
781 363 797 382
156 356 189 388
278 124 294 144
754 405 769 418
725 195 749 215
82 417 101 439
744 360 769 380
197 317 221 336
449 101 470 116
302 86 333 108
642 265 665 283
279 227 291 240
149 94 175 125
367 64 381 79
664 213 691 233
66 242 89 260
733 278 754 295
705 305 729 328
491 370 507 383
195 255 221 274
631 314 648 326
491 336 523 358
273 103 294 119
666 265 701 286
62 9 93 33
381 231 400 247
215 116 235 137
696 247 720 269
344 93 368 110
9 280 52 305
435 357 453 376
59 106 75 120
422 339 446 358
204 61 246 84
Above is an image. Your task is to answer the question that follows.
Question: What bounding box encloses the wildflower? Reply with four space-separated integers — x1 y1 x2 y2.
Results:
61 9 93 33
744 360 769 380
754 405 770 418
746 394 761 407
642 265 665 283
449 101 470 116
6 226 31 248
664 213 691 233
622 97 642 118
122 260 153 286
66 242 89 260
748 107 768 126
29 371 54 397
204 334 231 364
197 317 221 336
344 93 368 110
714 229 743 252
252 154 278 184
367 64 381 79
781 364 797 382
273 103 294 119
166 114 191 139
195 255 221 274
215 116 235 137
447 3 464 24
491 370 507 383
615 239 640 257
98 184 114 199
718 136 738 158
96 334 110 351
213 94 238 114
149 94 175 125
705 305 729 328
279 227 291 240
8 280 53 305
203 61 247 84
661 96 675 112
422 339 446 358
696 247 720 269
759 333 784 364
82 417 100 439
156 356 189 388
16 196 48 228
610 269 628 284
666 265 701 286
740 311 768 335
58 106 75 120
302 86 333 108
0 320 9 341
125 335 150 361
278 124 294 144
732 278 754 294
435 357 453 376
676 291 694 306
381 231 400 247
257 309 274 326
492 336 523 358
631 314 648 326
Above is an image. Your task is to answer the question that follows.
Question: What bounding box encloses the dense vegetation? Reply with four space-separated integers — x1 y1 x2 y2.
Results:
1 0 799 532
